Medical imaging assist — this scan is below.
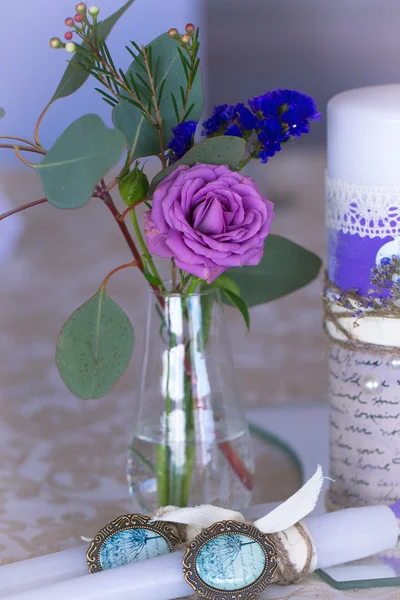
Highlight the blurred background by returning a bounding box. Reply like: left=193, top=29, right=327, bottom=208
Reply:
left=1, top=0, right=400, bottom=411
left=2, top=0, right=400, bottom=564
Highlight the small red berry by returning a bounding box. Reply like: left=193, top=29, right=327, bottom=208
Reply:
left=185, top=23, right=196, bottom=35
left=74, top=13, right=83, bottom=23
left=65, top=31, right=73, bottom=41
left=65, top=17, right=74, bottom=27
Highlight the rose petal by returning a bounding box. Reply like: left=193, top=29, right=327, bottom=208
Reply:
left=192, top=197, right=225, bottom=235
left=147, top=163, right=275, bottom=277
left=175, top=257, right=225, bottom=283
left=143, top=211, right=173, bottom=258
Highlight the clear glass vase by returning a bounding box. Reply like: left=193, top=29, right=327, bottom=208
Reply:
left=127, top=287, right=254, bottom=513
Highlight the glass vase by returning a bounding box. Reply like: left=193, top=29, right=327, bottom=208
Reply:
left=127, top=287, right=254, bottom=513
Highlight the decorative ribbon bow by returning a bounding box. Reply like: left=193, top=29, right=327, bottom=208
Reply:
left=153, top=465, right=324, bottom=535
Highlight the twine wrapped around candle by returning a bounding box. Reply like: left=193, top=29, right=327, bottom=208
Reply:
left=155, top=505, right=316, bottom=585
left=156, top=505, right=316, bottom=585
left=322, top=273, right=400, bottom=356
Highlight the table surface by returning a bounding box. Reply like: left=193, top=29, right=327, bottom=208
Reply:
left=0, top=158, right=398, bottom=597
left=1, top=402, right=399, bottom=599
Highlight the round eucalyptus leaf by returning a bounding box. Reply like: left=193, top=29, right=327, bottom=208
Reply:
left=149, top=136, right=246, bottom=193
left=35, top=115, right=126, bottom=209
left=226, top=234, right=322, bottom=307
left=56, top=290, right=134, bottom=399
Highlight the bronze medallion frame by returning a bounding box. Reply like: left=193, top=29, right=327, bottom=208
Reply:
left=86, top=513, right=182, bottom=573
left=183, top=520, right=277, bottom=600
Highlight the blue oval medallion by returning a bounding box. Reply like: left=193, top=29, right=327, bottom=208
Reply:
left=196, top=533, right=266, bottom=591
left=99, top=527, right=171, bottom=570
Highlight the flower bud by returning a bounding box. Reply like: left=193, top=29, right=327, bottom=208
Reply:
left=65, top=42, right=77, bottom=53
left=181, top=34, right=190, bottom=45
left=74, top=13, right=83, bottom=22
left=75, top=3, right=87, bottom=13
left=168, top=28, right=179, bottom=39
left=50, top=37, right=63, bottom=49
left=65, top=31, right=73, bottom=41
left=88, top=5, right=99, bottom=17
left=185, top=23, right=196, bottom=35
left=65, top=17, right=75, bottom=27
left=118, top=163, right=150, bottom=207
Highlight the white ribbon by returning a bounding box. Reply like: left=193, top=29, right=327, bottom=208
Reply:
left=154, top=465, right=324, bottom=534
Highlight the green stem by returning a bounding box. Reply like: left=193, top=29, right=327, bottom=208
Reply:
left=157, top=330, right=172, bottom=506
left=236, top=153, right=254, bottom=171
left=185, top=276, right=200, bottom=297
left=181, top=369, right=195, bottom=506
left=131, top=208, right=165, bottom=291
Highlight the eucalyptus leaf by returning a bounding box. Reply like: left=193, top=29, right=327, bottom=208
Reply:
left=51, top=0, right=136, bottom=102
left=35, top=114, right=125, bottom=209
left=226, top=234, right=322, bottom=308
left=149, top=136, right=246, bottom=193
left=0, top=108, right=5, bottom=120
left=56, top=290, right=134, bottom=399
left=211, top=273, right=241, bottom=297
left=222, top=290, right=250, bottom=331
left=113, top=33, right=203, bottom=159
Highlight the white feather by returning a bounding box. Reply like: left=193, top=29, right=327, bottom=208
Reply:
left=150, top=505, right=245, bottom=528
left=254, top=465, right=324, bottom=534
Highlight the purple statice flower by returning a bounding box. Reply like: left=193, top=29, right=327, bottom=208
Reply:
left=167, top=120, right=198, bottom=162
left=202, top=89, right=320, bottom=163
left=202, top=103, right=259, bottom=138
left=249, top=89, right=321, bottom=163
left=234, top=103, right=259, bottom=131
left=257, top=116, right=287, bottom=163
left=202, top=104, right=235, bottom=136
left=274, top=89, right=322, bottom=137
left=225, top=123, right=242, bottom=137
left=249, top=92, right=280, bottom=117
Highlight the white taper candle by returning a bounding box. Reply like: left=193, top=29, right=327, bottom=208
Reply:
left=1, top=505, right=397, bottom=600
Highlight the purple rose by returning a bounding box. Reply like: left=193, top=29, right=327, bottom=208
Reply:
left=144, top=163, right=275, bottom=283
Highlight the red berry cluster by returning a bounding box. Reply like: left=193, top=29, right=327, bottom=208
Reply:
left=50, top=3, right=99, bottom=51
left=168, top=23, right=197, bottom=45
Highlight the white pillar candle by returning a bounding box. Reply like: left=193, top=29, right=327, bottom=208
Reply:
left=328, top=84, right=400, bottom=185
left=2, top=505, right=397, bottom=600
left=326, top=84, right=400, bottom=510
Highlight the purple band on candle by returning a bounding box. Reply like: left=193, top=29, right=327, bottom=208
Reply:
left=381, top=556, right=400, bottom=575
left=390, top=500, right=400, bottom=519
left=328, top=229, right=393, bottom=295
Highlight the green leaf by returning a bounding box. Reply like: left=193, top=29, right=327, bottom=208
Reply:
left=113, top=32, right=204, bottom=159
left=56, top=290, right=134, bottom=399
left=226, top=234, right=322, bottom=308
left=149, top=136, right=246, bottom=194
left=51, top=0, right=136, bottom=102
left=0, top=108, right=5, bottom=120
left=222, top=290, right=250, bottom=331
left=35, top=114, right=125, bottom=209
left=211, top=273, right=241, bottom=297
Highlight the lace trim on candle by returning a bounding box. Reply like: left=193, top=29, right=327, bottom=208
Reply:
left=326, top=175, right=400, bottom=238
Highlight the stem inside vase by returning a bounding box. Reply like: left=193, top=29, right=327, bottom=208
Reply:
left=128, top=288, right=254, bottom=511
